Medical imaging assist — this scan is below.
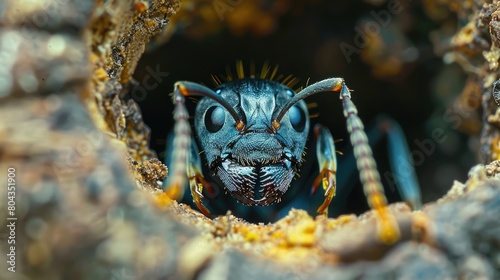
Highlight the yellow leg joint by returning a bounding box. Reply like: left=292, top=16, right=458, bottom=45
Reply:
left=369, top=193, right=400, bottom=244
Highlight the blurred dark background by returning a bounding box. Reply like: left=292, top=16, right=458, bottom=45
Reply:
left=131, top=0, right=478, bottom=218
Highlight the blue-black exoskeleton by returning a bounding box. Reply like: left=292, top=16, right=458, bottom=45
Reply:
left=194, top=79, right=308, bottom=207
left=163, top=63, right=421, bottom=243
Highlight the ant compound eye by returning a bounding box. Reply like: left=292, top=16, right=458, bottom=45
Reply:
left=205, top=106, right=225, bottom=132
left=289, top=105, right=306, bottom=132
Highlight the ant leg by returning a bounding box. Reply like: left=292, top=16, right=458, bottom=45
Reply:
left=164, top=131, right=214, bottom=217
left=312, top=124, right=337, bottom=216
left=273, top=77, right=419, bottom=243
left=187, top=137, right=214, bottom=217
left=375, top=116, right=421, bottom=210
left=339, top=82, right=400, bottom=244
left=164, top=81, right=240, bottom=216
left=163, top=83, right=192, bottom=200
left=334, top=116, right=422, bottom=212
